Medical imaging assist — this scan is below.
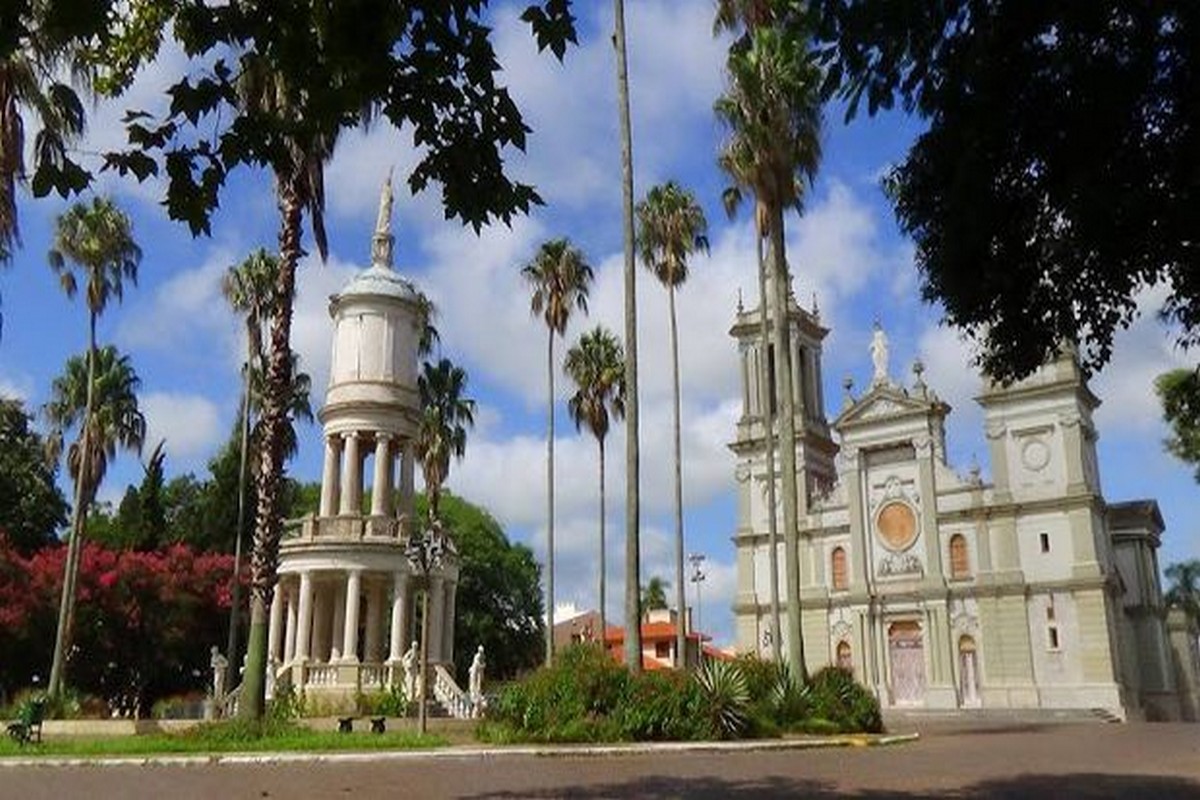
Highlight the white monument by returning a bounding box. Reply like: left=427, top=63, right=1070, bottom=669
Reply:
left=264, top=175, right=461, bottom=704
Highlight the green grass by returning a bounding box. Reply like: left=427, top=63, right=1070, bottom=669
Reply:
left=0, top=720, right=448, bottom=759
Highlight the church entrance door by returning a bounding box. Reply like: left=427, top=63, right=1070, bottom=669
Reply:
left=888, top=621, right=926, bottom=705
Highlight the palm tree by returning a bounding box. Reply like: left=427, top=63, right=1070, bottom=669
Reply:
left=44, top=345, right=145, bottom=694
left=718, top=128, right=782, bottom=664
left=44, top=197, right=141, bottom=698
left=715, top=7, right=824, bottom=679
left=612, top=0, right=644, bottom=675
left=565, top=326, right=626, bottom=649
left=411, top=357, right=474, bottom=733
left=1, top=10, right=88, bottom=264
left=521, top=238, right=593, bottom=665
left=1166, top=560, right=1200, bottom=620
left=641, top=576, right=669, bottom=614
left=414, top=358, right=477, bottom=523
left=636, top=181, right=709, bottom=667
left=220, top=248, right=282, bottom=693
left=234, top=52, right=340, bottom=721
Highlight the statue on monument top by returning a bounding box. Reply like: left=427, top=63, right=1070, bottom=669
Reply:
left=371, top=168, right=395, bottom=268
left=870, top=321, right=890, bottom=386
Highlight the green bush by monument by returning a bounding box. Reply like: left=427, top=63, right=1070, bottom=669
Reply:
left=480, top=644, right=883, bottom=743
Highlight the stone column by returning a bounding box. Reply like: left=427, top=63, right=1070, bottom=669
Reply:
left=442, top=580, right=458, bottom=663
left=365, top=582, right=383, bottom=662
left=399, top=442, right=416, bottom=524
left=428, top=575, right=445, bottom=664
left=319, top=435, right=341, bottom=517
left=388, top=571, right=410, bottom=662
left=295, top=571, right=314, bottom=661
left=330, top=583, right=346, bottom=661
left=340, top=432, right=361, bottom=515
left=371, top=434, right=392, bottom=516
left=342, top=570, right=362, bottom=662
left=269, top=582, right=285, bottom=662
left=284, top=584, right=298, bottom=663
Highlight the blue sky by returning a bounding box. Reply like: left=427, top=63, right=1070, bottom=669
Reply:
left=1, top=2, right=1195, bottom=647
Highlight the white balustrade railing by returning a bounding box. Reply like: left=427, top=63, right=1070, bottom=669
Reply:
left=432, top=664, right=474, bottom=719
left=306, top=664, right=338, bottom=686
left=360, top=664, right=387, bottom=689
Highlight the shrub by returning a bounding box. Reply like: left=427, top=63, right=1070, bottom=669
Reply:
left=267, top=684, right=305, bottom=721
left=613, top=669, right=712, bottom=742
left=694, top=660, right=750, bottom=739
left=358, top=684, right=410, bottom=717
left=805, top=666, right=882, bottom=733
left=486, top=643, right=629, bottom=742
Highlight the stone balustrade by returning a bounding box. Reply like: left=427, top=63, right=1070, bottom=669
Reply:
left=284, top=515, right=409, bottom=544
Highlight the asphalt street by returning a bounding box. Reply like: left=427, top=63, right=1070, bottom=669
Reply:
left=1, top=722, right=1198, bottom=799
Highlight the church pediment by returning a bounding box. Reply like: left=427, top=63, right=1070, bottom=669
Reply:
left=834, top=385, right=937, bottom=429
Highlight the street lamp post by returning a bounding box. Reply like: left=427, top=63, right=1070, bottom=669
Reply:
left=688, top=552, right=706, bottom=645
left=405, top=520, right=447, bottom=736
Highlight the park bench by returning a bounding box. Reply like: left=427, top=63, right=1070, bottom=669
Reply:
left=335, top=716, right=388, bottom=734
left=6, top=697, right=46, bottom=746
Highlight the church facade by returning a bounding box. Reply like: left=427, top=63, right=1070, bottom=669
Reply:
left=730, top=295, right=1198, bottom=721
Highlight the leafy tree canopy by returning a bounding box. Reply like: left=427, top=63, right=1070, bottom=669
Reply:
left=1165, top=559, right=1200, bottom=620
left=0, top=398, right=68, bottom=554
left=415, top=491, right=544, bottom=683
left=95, top=0, right=578, bottom=237
left=1156, top=368, right=1200, bottom=483
left=813, top=0, right=1198, bottom=381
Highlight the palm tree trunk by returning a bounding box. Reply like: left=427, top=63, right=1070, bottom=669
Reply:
left=225, top=362, right=252, bottom=692
left=614, top=0, right=642, bottom=675
left=545, top=330, right=555, bottom=667
left=598, top=437, right=606, bottom=649
left=754, top=212, right=782, bottom=663
left=241, top=181, right=303, bottom=720
left=668, top=284, right=687, bottom=667
left=768, top=203, right=806, bottom=680
left=48, top=311, right=99, bottom=698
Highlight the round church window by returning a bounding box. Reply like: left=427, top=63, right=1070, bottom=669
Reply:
left=875, top=501, right=918, bottom=551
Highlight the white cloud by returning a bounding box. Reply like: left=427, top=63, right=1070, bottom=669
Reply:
left=1092, top=283, right=1191, bottom=435
left=0, top=372, right=34, bottom=402
left=116, top=247, right=241, bottom=362
left=141, top=391, right=223, bottom=460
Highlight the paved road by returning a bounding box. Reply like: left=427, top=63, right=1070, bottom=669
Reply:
left=3, top=723, right=1199, bottom=799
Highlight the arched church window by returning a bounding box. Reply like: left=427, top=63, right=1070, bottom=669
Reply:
left=831, top=546, right=848, bottom=591
left=949, top=534, right=970, bottom=579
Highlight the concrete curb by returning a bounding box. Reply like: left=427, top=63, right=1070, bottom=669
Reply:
left=0, top=732, right=919, bottom=769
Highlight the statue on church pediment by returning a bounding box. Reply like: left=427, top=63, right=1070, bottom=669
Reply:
left=870, top=321, right=890, bottom=386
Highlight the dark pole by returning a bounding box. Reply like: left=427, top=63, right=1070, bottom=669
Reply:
left=226, top=362, right=252, bottom=693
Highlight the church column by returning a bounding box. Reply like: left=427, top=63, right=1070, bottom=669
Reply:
left=428, top=575, right=446, bottom=664
left=388, top=572, right=410, bottom=662
left=268, top=582, right=285, bottom=662
left=342, top=569, right=362, bottom=662
left=371, top=434, right=392, bottom=516
left=319, top=435, right=342, bottom=517
left=365, top=582, right=383, bottom=662
left=739, top=346, right=751, bottom=417
left=340, top=432, right=361, bottom=515
left=295, top=571, right=314, bottom=661
left=441, top=579, right=458, bottom=663
left=283, top=583, right=298, bottom=663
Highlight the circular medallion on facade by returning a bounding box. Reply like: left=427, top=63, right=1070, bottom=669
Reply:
left=1021, top=438, right=1050, bottom=472
left=875, top=500, right=918, bottom=552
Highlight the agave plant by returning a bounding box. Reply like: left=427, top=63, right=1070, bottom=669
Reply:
left=770, top=662, right=810, bottom=726
left=694, top=660, right=750, bottom=739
